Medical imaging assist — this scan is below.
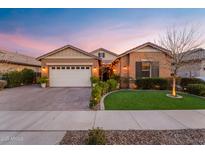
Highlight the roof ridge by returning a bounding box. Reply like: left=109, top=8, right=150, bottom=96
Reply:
left=90, top=48, right=118, bottom=56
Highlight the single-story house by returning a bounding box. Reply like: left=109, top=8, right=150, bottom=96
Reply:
left=37, top=42, right=172, bottom=88
left=177, top=48, right=205, bottom=78
left=112, top=42, right=172, bottom=88
left=0, top=50, right=41, bottom=74
left=90, top=48, right=118, bottom=65
left=36, top=45, right=100, bottom=87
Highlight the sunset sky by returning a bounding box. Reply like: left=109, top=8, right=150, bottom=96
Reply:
left=0, top=8, right=205, bottom=57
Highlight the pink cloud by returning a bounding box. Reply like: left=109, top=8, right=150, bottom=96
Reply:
left=0, top=33, right=59, bottom=56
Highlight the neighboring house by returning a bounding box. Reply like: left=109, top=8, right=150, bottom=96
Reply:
left=112, top=42, right=172, bottom=88
left=177, top=48, right=205, bottom=78
left=0, top=50, right=41, bottom=74
left=90, top=48, right=118, bottom=65
left=37, top=45, right=100, bottom=87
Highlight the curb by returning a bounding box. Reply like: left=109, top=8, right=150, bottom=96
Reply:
left=100, top=89, right=126, bottom=110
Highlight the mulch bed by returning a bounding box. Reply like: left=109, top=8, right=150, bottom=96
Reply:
left=60, top=129, right=205, bottom=145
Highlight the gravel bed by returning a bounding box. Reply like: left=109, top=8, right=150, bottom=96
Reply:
left=60, top=129, right=205, bottom=145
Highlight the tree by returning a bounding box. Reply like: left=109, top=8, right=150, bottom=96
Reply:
left=156, top=25, right=203, bottom=96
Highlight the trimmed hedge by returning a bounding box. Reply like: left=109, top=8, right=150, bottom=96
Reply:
left=135, top=78, right=168, bottom=90
left=180, top=78, right=205, bottom=89
left=2, top=69, right=36, bottom=88
left=21, top=68, right=35, bottom=85
left=186, top=84, right=205, bottom=96
left=106, top=79, right=118, bottom=91
left=90, top=78, right=118, bottom=109
left=3, top=71, right=23, bottom=88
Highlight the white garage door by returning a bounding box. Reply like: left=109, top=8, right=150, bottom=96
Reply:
left=49, top=66, right=91, bottom=87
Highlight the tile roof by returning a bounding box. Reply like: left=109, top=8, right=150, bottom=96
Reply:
left=0, top=50, right=41, bottom=67
left=182, top=48, right=205, bottom=61
left=90, top=48, right=118, bottom=57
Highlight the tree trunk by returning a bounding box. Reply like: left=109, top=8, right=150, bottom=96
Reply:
left=172, top=76, right=176, bottom=96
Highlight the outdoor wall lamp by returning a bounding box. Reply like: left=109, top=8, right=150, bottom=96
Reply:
left=123, top=66, right=128, bottom=70
left=93, top=67, right=97, bottom=71
left=42, top=67, right=46, bottom=72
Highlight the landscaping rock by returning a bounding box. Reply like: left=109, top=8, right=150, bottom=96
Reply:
left=60, top=129, right=205, bottom=145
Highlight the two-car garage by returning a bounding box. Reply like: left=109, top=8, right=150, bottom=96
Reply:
left=37, top=45, right=100, bottom=88
left=49, top=65, right=91, bottom=87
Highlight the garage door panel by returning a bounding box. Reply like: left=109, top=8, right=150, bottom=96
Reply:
left=49, top=66, right=91, bottom=87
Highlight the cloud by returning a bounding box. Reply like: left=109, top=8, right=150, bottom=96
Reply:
left=0, top=33, right=60, bottom=56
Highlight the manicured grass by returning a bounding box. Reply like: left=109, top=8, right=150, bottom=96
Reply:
left=104, top=90, right=205, bottom=110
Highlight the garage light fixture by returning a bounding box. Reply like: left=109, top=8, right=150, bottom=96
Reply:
left=93, top=67, right=97, bottom=71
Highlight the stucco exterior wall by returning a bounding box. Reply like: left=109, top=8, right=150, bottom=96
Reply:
left=0, top=63, right=40, bottom=74
left=92, top=50, right=117, bottom=61
left=129, top=51, right=171, bottom=79
left=113, top=46, right=171, bottom=88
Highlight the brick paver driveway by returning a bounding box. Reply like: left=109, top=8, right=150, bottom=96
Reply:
left=0, top=85, right=91, bottom=110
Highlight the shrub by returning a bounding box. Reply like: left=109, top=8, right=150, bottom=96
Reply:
left=166, top=77, right=181, bottom=90
left=90, top=76, right=100, bottom=84
left=180, top=78, right=205, bottom=89
left=2, top=71, right=22, bottom=88
left=21, top=69, right=35, bottom=85
left=110, top=74, right=120, bottom=83
left=86, top=128, right=106, bottom=145
left=37, top=76, right=48, bottom=84
left=98, top=81, right=109, bottom=95
left=135, top=78, right=168, bottom=90
left=91, top=84, right=102, bottom=105
left=186, top=84, right=205, bottom=96
left=200, top=91, right=205, bottom=97
left=0, top=80, right=7, bottom=90
left=106, top=79, right=117, bottom=91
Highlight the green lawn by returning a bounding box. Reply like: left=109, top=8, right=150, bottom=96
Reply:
left=104, top=90, right=205, bottom=110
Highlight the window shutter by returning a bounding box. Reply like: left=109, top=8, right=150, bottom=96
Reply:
left=151, top=61, right=159, bottom=77
left=136, top=62, right=142, bottom=79
left=103, top=53, right=105, bottom=58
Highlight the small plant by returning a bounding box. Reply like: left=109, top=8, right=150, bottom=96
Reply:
left=186, top=84, right=205, bottom=96
left=106, top=79, right=117, bottom=91
left=2, top=71, right=23, bottom=88
left=180, top=78, right=205, bottom=89
left=135, top=78, right=168, bottom=90
left=86, top=128, right=106, bottom=145
left=98, top=81, right=109, bottom=95
left=90, top=76, right=100, bottom=84
left=90, top=84, right=102, bottom=105
left=200, top=91, right=205, bottom=97
left=21, top=68, right=35, bottom=85
left=110, top=74, right=120, bottom=83
left=37, top=76, right=48, bottom=84
left=37, top=76, right=48, bottom=88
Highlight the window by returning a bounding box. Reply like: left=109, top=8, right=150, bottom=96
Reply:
left=57, top=66, right=60, bottom=69
left=136, top=61, right=159, bottom=79
left=76, top=66, right=80, bottom=69
left=62, top=66, right=65, bottom=69
left=81, top=66, right=85, bottom=69
left=86, top=67, right=90, bottom=69
left=66, top=66, right=70, bottom=69
left=98, top=52, right=105, bottom=58
left=141, top=62, right=151, bottom=77
left=71, top=66, right=75, bottom=69
left=51, top=67, right=55, bottom=69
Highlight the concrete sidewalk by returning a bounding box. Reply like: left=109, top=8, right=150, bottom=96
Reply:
left=1, top=110, right=205, bottom=144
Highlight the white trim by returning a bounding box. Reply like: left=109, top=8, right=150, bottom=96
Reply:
left=46, top=63, right=93, bottom=66
left=45, top=57, right=93, bottom=59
